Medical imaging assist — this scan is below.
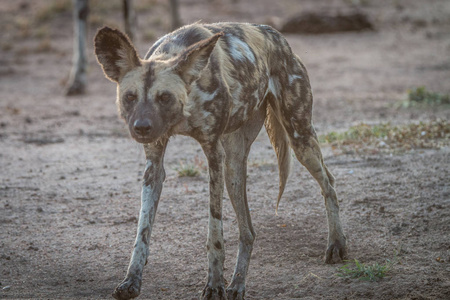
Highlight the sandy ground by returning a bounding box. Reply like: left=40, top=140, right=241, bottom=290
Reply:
left=1, top=0, right=449, bottom=299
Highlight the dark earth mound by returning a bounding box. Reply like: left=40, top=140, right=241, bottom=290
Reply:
left=280, top=11, right=374, bottom=34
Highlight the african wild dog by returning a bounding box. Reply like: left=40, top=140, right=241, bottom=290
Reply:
left=94, top=22, right=347, bottom=300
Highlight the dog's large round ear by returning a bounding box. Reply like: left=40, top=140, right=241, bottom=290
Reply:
left=94, top=26, right=141, bottom=83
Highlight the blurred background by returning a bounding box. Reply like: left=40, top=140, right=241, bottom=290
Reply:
left=1, top=0, right=449, bottom=103
left=1, top=0, right=449, bottom=127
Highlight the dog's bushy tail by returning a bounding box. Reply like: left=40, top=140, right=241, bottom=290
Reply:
left=264, top=105, right=291, bottom=214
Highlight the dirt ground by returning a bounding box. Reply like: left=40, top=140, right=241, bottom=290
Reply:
left=1, top=0, right=449, bottom=299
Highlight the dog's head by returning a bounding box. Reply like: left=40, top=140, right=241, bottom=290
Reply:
left=94, top=27, right=223, bottom=144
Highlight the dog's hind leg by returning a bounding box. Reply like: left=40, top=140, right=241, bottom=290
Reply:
left=272, top=70, right=348, bottom=264
left=288, top=125, right=347, bottom=263
left=222, top=108, right=266, bottom=300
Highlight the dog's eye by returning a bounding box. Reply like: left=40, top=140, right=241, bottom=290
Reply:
left=126, top=93, right=137, bottom=102
left=158, top=92, right=173, bottom=105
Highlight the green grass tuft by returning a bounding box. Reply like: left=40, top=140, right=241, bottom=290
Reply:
left=337, top=258, right=395, bottom=281
left=404, top=86, right=450, bottom=106
left=175, top=160, right=201, bottom=177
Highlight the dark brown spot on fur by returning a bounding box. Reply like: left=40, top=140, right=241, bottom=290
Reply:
left=254, top=24, right=281, bottom=42
left=143, top=160, right=166, bottom=186
left=221, top=24, right=246, bottom=40
left=143, top=164, right=156, bottom=186
left=144, top=35, right=169, bottom=59
left=214, top=241, right=222, bottom=250
left=161, top=43, right=172, bottom=54
left=141, top=226, right=150, bottom=245
left=210, top=206, right=221, bottom=220
left=203, top=24, right=223, bottom=34
left=144, top=62, right=156, bottom=93
left=173, top=27, right=208, bottom=48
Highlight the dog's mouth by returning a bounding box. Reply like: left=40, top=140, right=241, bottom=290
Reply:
left=131, top=133, right=159, bottom=144
left=130, top=127, right=168, bottom=144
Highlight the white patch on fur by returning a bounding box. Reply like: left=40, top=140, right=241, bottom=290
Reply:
left=227, top=35, right=256, bottom=64
left=128, top=186, right=152, bottom=270
left=252, top=89, right=259, bottom=100
left=196, top=88, right=218, bottom=102
left=253, top=89, right=265, bottom=109
left=126, top=160, right=159, bottom=275
left=288, top=74, right=303, bottom=85
left=267, top=77, right=280, bottom=98
left=186, top=86, right=219, bottom=129
left=145, top=160, right=153, bottom=172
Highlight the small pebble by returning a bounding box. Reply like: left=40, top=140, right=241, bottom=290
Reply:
left=3, top=286, right=11, bottom=291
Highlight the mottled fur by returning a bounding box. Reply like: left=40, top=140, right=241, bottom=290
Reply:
left=94, top=22, right=347, bottom=300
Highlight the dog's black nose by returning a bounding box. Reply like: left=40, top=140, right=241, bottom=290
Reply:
left=133, top=119, right=152, bottom=135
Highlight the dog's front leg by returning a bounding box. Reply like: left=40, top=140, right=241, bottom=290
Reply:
left=113, top=141, right=167, bottom=300
left=201, top=141, right=226, bottom=300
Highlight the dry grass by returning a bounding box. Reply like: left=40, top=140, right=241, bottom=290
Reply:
left=35, top=0, right=72, bottom=24
left=175, top=156, right=206, bottom=177
left=320, top=119, right=449, bottom=154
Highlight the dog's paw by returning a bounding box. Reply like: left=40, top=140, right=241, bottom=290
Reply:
left=202, top=285, right=227, bottom=300
left=112, top=277, right=141, bottom=300
left=324, top=238, right=348, bottom=264
left=65, top=81, right=86, bottom=96
left=226, top=286, right=245, bottom=300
